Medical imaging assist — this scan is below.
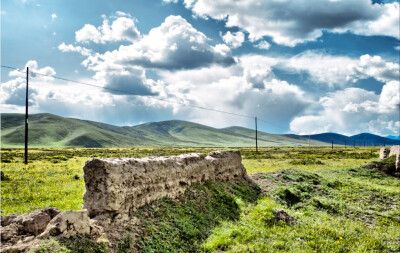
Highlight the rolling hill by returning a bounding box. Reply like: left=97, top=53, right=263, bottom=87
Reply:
left=1, top=113, right=397, bottom=148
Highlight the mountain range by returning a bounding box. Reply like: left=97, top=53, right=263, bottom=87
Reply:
left=1, top=113, right=398, bottom=148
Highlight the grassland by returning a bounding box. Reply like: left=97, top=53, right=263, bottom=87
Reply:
left=1, top=146, right=399, bottom=252
left=0, top=146, right=378, bottom=215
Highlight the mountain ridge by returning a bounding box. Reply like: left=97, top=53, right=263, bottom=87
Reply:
left=1, top=113, right=398, bottom=148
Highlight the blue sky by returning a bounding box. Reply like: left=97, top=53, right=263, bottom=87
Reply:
left=1, top=0, right=399, bottom=135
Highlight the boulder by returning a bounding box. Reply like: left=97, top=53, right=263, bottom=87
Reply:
left=40, top=210, right=90, bottom=238
left=1, top=214, right=18, bottom=227
left=1, top=224, right=18, bottom=241
left=17, top=209, right=52, bottom=236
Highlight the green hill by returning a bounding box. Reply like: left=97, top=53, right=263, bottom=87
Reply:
left=222, top=126, right=322, bottom=146
left=1, top=113, right=155, bottom=148
left=0, top=113, right=326, bottom=148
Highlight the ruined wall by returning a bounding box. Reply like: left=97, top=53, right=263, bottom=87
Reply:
left=379, top=145, right=400, bottom=170
left=83, top=151, right=248, bottom=218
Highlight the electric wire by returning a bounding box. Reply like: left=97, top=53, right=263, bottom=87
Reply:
left=1, top=64, right=291, bottom=131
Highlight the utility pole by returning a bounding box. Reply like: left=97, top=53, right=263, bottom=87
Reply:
left=255, top=117, right=258, bottom=152
left=25, top=67, right=29, bottom=165
left=331, top=140, right=333, bottom=150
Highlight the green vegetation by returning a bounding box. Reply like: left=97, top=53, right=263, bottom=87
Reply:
left=135, top=180, right=260, bottom=252
left=1, top=146, right=398, bottom=252
left=1, top=113, right=332, bottom=148
left=34, top=237, right=107, bottom=253
left=203, top=167, right=400, bottom=252
left=0, top=147, right=379, bottom=215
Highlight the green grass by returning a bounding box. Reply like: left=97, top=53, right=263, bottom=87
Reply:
left=0, top=147, right=380, bottom=215
left=1, top=146, right=398, bottom=252
left=203, top=166, right=400, bottom=252
left=135, top=180, right=261, bottom=252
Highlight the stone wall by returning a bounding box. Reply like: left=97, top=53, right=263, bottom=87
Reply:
left=379, top=145, right=400, bottom=170
left=83, top=151, right=248, bottom=218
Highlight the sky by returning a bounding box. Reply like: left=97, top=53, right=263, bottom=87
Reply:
left=1, top=0, right=399, bottom=136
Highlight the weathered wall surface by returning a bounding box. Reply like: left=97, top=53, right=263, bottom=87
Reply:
left=380, top=145, right=400, bottom=170
left=83, top=151, right=248, bottom=218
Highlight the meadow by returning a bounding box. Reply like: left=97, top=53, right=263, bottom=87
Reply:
left=0, top=146, right=378, bottom=215
left=2, top=146, right=400, bottom=252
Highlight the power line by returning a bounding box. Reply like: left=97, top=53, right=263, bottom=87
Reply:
left=1, top=65, right=253, bottom=119
left=257, top=118, right=289, bottom=132
left=1, top=64, right=291, bottom=131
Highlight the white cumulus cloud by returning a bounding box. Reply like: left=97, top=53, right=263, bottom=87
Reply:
left=75, top=15, right=140, bottom=43
left=185, top=0, right=399, bottom=46
left=82, top=15, right=235, bottom=71
left=290, top=84, right=400, bottom=135
left=221, top=31, right=245, bottom=49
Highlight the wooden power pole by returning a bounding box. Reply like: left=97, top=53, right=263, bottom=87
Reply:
left=255, top=117, right=258, bottom=152
left=24, top=67, right=29, bottom=165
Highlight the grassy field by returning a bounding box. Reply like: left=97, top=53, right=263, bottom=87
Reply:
left=2, top=146, right=399, bottom=252
left=0, top=146, right=379, bottom=215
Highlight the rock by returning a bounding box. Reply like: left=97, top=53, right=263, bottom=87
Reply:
left=1, top=209, right=55, bottom=243
left=1, top=238, right=40, bottom=253
left=272, top=209, right=297, bottom=225
left=40, top=210, right=90, bottom=238
left=379, top=147, right=390, bottom=159
left=17, top=210, right=52, bottom=236
left=42, top=207, right=61, bottom=219
left=1, top=214, right=18, bottom=227
left=1, top=224, right=18, bottom=241
left=83, top=151, right=248, bottom=218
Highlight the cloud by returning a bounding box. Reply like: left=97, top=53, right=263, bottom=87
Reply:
left=338, top=2, right=399, bottom=39
left=75, top=15, right=140, bottom=43
left=347, top=54, right=400, bottom=83
left=1, top=61, right=56, bottom=106
left=254, top=41, right=271, bottom=50
left=82, top=15, right=235, bottom=70
left=159, top=55, right=310, bottom=130
left=115, top=11, right=131, bottom=17
left=221, top=31, right=245, bottom=49
left=9, top=60, right=56, bottom=81
left=58, top=43, right=92, bottom=56
left=0, top=61, right=177, bottom=127
left=379, top=81, right=400, bottom=113
left=51, top=13, right=57, bottom=21
left=163, top=0, right=178, bottom=3
left=0, top=77, right=38, bottom=106
left=290, top=83, right=400, bottom=135
left=273, top=52, right=399, bottom=88
left=91, top=67, right=161, bottom=96
left=185, top=0, right=399, bottom=46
